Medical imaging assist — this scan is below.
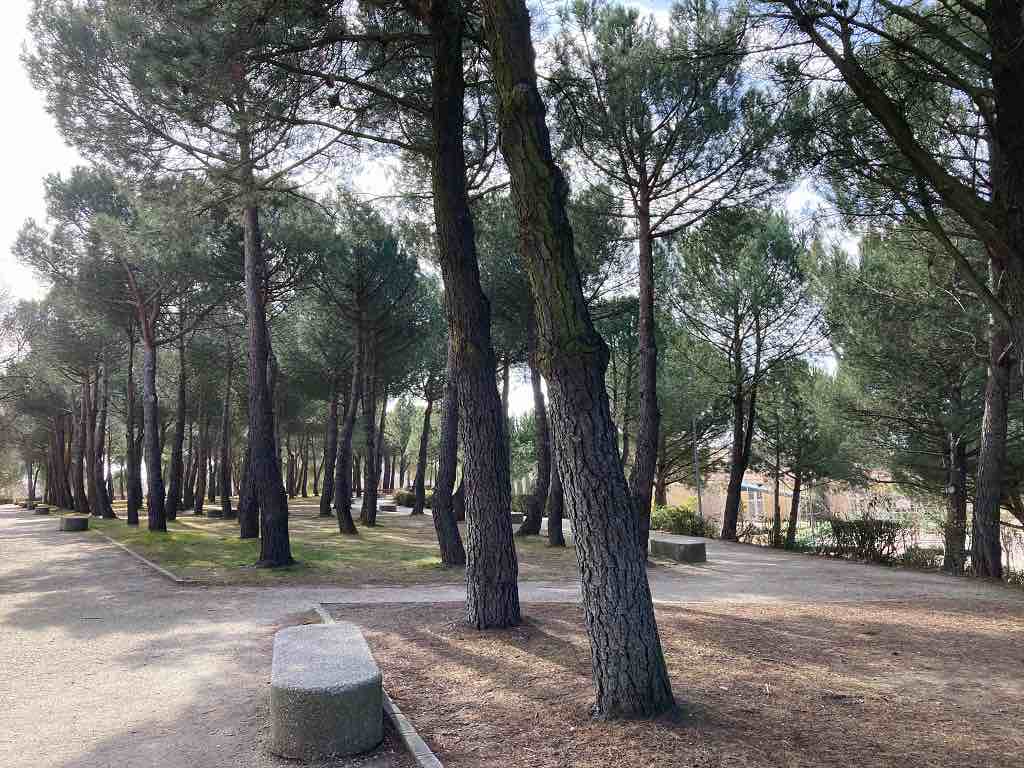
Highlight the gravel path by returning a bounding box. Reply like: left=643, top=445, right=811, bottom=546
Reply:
left=2, top=504, right=1019, bottom=767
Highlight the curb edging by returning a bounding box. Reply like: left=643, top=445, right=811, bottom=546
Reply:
left=93, top=531, right=194, bottom=585
left=315, top=603, right=444, bottom=768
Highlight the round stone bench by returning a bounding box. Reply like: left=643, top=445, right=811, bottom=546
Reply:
left=270, top=623, right=383, bottom=761
left=34, top=505, right=51, bottom=515
left=650, top=536, right=707, bottom=564
left=60, top=516, right=90, bottom=532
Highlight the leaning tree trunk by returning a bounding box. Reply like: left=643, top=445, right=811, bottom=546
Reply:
left=141, top=334, right=166, bottom=532
left=422, top=1, right=517, bottom=624
left=972, top=318, right=1008, bottom=579
left=430, top=342, right=467, bottom=566
left=334, top=345, right=362, bottom=536
left=240, top=159, right=292, bottom=566
left=518, top=310, right=549, bottom=536
left=319, top=376, right=340, bottom=517
left=481, top=0, right=674, bottom=716
left=165, top=333, right=187, bottom=522
left=220, top=353, right=235, bottom=519
left=411, top=390, right=435, bottom=516
left=629, top=196, right=659, bottom=557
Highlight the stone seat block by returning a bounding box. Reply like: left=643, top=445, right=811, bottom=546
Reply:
left=270, top=623, right=383, bottom=761
left=60, top=516, right=89, bottom=532
left=650, top=537, right=707, bottom=564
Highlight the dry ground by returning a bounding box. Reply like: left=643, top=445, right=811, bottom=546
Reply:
left=328, top=599, right=1024, bottom=768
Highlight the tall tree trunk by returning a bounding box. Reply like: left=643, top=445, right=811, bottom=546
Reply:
left=71, top=386, right=89, bottom=515
left=220, top=352, right=234, bottom=519
left=654, top=430, right=668, bottom=508
left=430, top=343, right=467, bottom=565
left=300, top=433, right=309, bottom=498
left=240, top=155, right=292, bottom=565
left=722, top=385, right=756, bottom=541
left=972, top=317, right=1008, bottom=579
left=94, top=362, right=115, bottom=518
left=482, top=0, right=674, bottom=716
left=784, top=470, right=802, bottom=550
left=320, top=375, right=340, bottom=517
left=334, top=352, right=360, bottom=536
left=518, top=310, right=549, bottom=536
left=944, top=431, right=969, bottom=574
left=238, top=442, right=259, bottom=537
left=142, top=335, right=166, bottom=532
left=194, top=416, right=209, bottom=516
left=85, top=372, right=99, bottom=516
left=165, top=332, right=187, bottom=522
left=501, top=352, right=511, bottom=428
left=546, top=462, right=566, bottom=547
left=361, top=363, right=381, bottom=525
left=411, top=391, right=434, bottom=516
left=629, top=194, right=658, bottom=556
left=422, top=1, right=517, bottom=625
left=772, top=413, right=782, bottom=548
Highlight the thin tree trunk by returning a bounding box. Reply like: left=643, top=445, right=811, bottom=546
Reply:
left=629, top=194, right=658, bottom=556
left=430, top=343, right=467, bottom=565
left=142, top=335, right=166, bottom=532
left=194, top=416, right=209, bottom=517
left=482, top=0, right=673, bottom=715
left=334, top=350, right=360, bottom=536
left=422, top=2, right=517, bottom=623
left=320, top=376, right=340, bottom=517
left=772, top=413, right=782, bottom=548
left=240, top=155, right=292, bottom=565
left=85, top=372, right=99, bottom=516
left=238, top=442, right=258, bottom=537
left=165, top=331, right=187, bottom=522
left=972, top=316, right=1007, bottom=579
left=94, top=362, right=115, bottom=518
left=546, top=462, right=566, bottom=547
left=944, top=432, right=969, bottom=574
left=411, top=391, right=434, bottom=516
left=360, top=364, right=380, bottom=525
left=220, top=352, right=234, bottom=519
left=784, top=471, right=802, bottom=549
left=518, top=310, right=549, bottom=536
left=722, top=385, right=756, bottom=541
left=654, top=430, right=668, bottom=508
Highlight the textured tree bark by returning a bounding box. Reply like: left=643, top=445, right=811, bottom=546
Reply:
left=518, top=312, right=549, bottom=536
left=943, top=432, right=968, bottom=574
left=772, top=415, right=782, bottom=548
left=241, top=184, right=292, bottom=565
left=220, top=352, right=234, bottom=519
left=85, top=373, right=101, bottom=517
left=194, top=416, right=208, bottom=517
left=320, top=377, right=340, bottom=517
left=360, top=370, right=381, bottom=526
left=165, top=333, right=187, bottom=522
left=629, top=192, right=658, bottom=556
left=784, top=471, right=802, bottom=550
left=430, top=342, right=466, bottom=566
left=546, top=462, right=565, bottom=547
left=411, top=394, right=434, bottom=516
left=71, top=392, right=89, bottom=515
left=425, top=0, right=519, bottom=626
left=722, top=386, right=756, bottom=541
left=972, top=319, right=1008, bottom=579
left=653, top=431, right=668, bottom=508
left=93, top=363, right=115, bottom=518
left=238, top=442, right=259, bottom=537
left=334, top=347, right=362, bottom=536
left=481, top=0, right=674, bottom=716
left=142, top=338, right=166, bottom=532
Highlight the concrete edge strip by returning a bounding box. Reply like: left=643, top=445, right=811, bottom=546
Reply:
left=315, top=603, right=444, bottom=768
left=93, top=531, right=193, bottom=585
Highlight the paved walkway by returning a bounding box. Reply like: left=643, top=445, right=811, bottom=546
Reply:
left=2, top=505, right=1019, bottom=768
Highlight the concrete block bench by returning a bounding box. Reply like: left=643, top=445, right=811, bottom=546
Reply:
left=379, top=503, right=397, bottom=512
left=270, top=623, right=383, bottom=761
left=26, top=501, right=37, bottom=510
left=650, top=536, right=707, bottom=564
left=34, top=505, right=51, bottom=515
left=60, top=516, right=90, bottom=532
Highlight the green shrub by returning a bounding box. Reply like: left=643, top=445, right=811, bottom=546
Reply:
left=394, top=489, right=432, bottom=509
left=826, top=517, right=908, bottom=563
left=899, top=545, right=944, bottom=569
left=650, top=501, right=717, bottom=538
left=511, top=494, right=532, bottom=516
left=0, top=496, right=13, bottom=505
